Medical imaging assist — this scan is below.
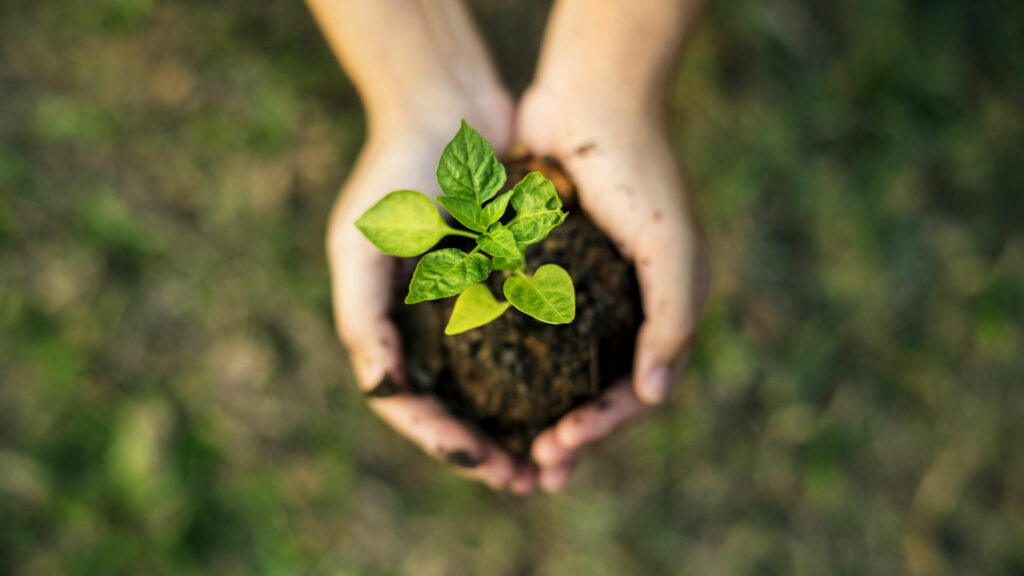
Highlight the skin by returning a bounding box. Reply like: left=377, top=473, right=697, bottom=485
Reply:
left=518, top=0, right=710, bottom=491
left=308, top=0, right=708, bottom=494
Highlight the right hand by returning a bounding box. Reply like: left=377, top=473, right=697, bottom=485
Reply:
left=515, top=81, right=710, bottom=492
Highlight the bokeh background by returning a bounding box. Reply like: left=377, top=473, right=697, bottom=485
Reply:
left=2, top=0, right=1022, bottom=574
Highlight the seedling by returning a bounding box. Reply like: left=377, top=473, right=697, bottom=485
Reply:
left=356, top=120, right=575, bottom=335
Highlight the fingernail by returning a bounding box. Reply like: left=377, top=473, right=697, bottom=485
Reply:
left=364, top=373, right=402, bottom=398
left=359, top=362, right=386, bottom=392
left=643, top=366, right=672, bottom=404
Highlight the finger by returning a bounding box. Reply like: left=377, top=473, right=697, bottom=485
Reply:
left=369, top=394, right=516, bottom=490
left=554, top=379, right=650, bottom=450
left=454, top=443, right=518, bottom=491
left=530, top=381, right=650, bottom=492
left=509, top=460, right=539, bottom=496
left=351, top=319, right=407, bottom=396
left=539, top=459, right=576, bottom=493
left=531, top=427, right=575, bottom=467
left=632, top=225, right=710, bottom=404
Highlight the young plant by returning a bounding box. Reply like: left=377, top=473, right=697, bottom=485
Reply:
left=355, top=120, right=575, bottom=335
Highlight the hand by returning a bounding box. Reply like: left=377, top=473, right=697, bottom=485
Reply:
left=515, top=84, right=711, bottom=492
left=325, top=97, right=540, bottom=493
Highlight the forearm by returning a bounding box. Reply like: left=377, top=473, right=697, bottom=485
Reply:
left=306, top=0, right=508, bottom=138
left=532, top=0, right=706, bottom=111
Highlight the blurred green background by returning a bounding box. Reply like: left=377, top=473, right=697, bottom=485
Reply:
left=1, top=0, right=1022, bottom=574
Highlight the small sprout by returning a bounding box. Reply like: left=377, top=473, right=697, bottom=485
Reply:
left=355, top=120, right=575, bottom=333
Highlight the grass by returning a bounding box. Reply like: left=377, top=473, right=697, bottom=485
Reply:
left=1, top=0, right=1022, bottom=574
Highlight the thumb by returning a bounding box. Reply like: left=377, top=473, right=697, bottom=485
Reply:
left=344, top=318, right=406, bottom=395
left=632, top=228, right=709, bottom=405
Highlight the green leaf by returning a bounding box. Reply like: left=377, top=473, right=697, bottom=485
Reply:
left=508, top=172, right=567, bottom=245
left=355, top=190, right=453, bottom=257
left=436, top=120, right=506, bottom=205
left=481, top=190, right=513, bottom=227
left=511, top=172, right=560, bottom=213
left=475, top=223, right=522, bottom=260
left=492, top=256, right=523, bottom=271
left=444, top=284, right=510, bottom=335
left=406, top=248, right=492, bottom=304
left=509, top=211, right=566, bottom=246
left=436, top=196, right=485, bottom=233
left=502, top=264, right=575, bottom=324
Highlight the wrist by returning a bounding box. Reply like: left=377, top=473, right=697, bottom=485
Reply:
left=365, top=80, right=514, bottom=154
left=527, top=75, right=663, bottom=118
left=531, top=46, right=674, bottom=108
left=527, top=0, right=704, bottom=118
left=516, top=80, right=675, bottom=167
left=520, top=79, right=667, bottom=141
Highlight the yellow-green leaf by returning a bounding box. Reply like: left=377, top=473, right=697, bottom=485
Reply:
left=508, top=172, right=567, bottom=245
left=481, top=190, right=513, bottom=227
left=406, top=248, right=492, bottom=304
left=355, top=190, right=452, bottom=257
left=502, top=264, right=575, bottom=324
left=475, top=223, right=522, bottom=260
left=444, top=284, right=510, bottom=335
left=511, top=172, right=560, bottom=213
left=435, top=120, right=506, bottom=205
left=492, top=255, right=523, bottom=271
left=437, top=196, right=485, bottom=233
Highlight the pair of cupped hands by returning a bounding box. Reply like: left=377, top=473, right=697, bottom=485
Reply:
left=327, top=79, right=709, bottom=494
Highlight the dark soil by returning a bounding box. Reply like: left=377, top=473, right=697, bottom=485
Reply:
left=394, top=153, right=641, bottom=458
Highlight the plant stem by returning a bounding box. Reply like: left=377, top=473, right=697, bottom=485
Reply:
left=447, top=227, right=479, bottom=239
